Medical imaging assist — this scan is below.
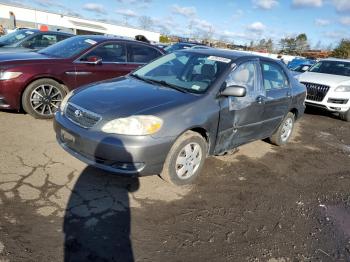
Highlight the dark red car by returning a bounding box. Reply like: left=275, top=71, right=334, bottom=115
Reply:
left=0, top=35, right=164, bottom=118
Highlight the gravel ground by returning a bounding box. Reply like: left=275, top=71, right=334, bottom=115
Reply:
left=0, top=108, right=350, bottom=262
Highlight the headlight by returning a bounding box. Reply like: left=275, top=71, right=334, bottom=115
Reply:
left=101, top=115, right=163, bottom=135
left=335, top=85, right=350, bottom=92
left=0, top=71, right=22, bottom=80
left=60, top=90, right=74, bottom=112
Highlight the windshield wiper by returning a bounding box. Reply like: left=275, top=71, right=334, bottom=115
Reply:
left=130, top=74, right=156, bottom=85
left=130, top=74, right=188, bottom=93
left=146, top=79, right=187, bottom=93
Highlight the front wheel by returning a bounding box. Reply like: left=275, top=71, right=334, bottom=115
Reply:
left=269, top=112, right=295, bottom=146
left=22, top=78, right=66, bottom=119
left=160, top=131, right=207, bottom=186
left=340, top=109, right=350, bottom=122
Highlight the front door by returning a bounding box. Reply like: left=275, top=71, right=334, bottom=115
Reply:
left=214, top=60, right=266, bottom=154
left=259, top=60, right=292, bottom=137
left=73, top=42, right=135, bottom=88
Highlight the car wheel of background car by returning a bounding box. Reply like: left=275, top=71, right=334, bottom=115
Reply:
left=269, top=112, right=295, bottom=146
left=22, top=78, right=67, bottom=119
left=340, top=109, right=350, bottom=122
left=160, top=131, right=207, bottom=186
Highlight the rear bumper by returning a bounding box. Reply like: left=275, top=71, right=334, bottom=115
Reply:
left=54, top=112, right=176, bottom=176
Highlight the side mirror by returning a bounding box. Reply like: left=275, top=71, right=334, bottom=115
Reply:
left=85, top=56, right=102, bottom=65
left=220, top=85, right=246, bottom=97
left=301, top=65, right=309, bottom=72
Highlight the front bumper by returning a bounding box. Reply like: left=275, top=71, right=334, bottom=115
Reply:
left=54, top=112, right=176, bottom=176
left=0, top=77, right=26, bottom=110
left=306, top=90, right=350, bottom=112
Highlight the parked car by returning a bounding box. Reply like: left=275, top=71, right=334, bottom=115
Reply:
left=287, top=57, right=316, bottom=69
left=0, top=35, right=164, bottom=118
left=0, top=29, right=73, bottom=53
left=164, top=42, right=204, bottom=53
left=54, top=49, right=306, bottom=186
left=296, top=58, right=350, bottom=121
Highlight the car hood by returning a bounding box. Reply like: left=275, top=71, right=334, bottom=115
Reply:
left=297, top=72, right=350, bottom=87
left=0, top=51, right=53, bottom=63
left=70, top=77, right=196, bottom=119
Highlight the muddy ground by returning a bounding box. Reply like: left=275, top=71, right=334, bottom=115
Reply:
left=0, top=108, right=350, bottom=262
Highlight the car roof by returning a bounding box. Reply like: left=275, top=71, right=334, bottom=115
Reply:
left=16, top=28, right=73, bottom=36
left=179, top=48, right=274, bottom=62
left=322, top=57, right=350, bottom=63
left=71, top=35, right=160, bottom=46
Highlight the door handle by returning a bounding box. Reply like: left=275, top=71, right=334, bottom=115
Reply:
left=256, top=96, right=265, bottom=104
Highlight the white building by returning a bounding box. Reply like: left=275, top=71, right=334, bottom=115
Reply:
left=0, top=3, right=160, bottom=42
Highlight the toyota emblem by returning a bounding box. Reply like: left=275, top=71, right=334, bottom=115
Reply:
left=74, top=110, right=82, bottom=117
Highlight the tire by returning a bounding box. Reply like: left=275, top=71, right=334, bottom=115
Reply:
left=340, top=109, right=350, bottom=122
left=160, top=131, right=208, bottom=186
left=269, top=112, right=295, bottom=146
left=22, top=78, right=67, bottom=119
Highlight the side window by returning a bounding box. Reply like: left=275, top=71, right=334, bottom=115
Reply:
left=129, top=44, right=162, bottom=63
left=57, top=34, right=71, bottom=42
left=261, top=62, right=289, bottom=90
left=24, top=34, right=58, bottom=48
left=225, top=61, right=263, bottom=110
left=81, top=43, right=126, bottom=62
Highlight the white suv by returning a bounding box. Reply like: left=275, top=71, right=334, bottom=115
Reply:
left=296, top=58, right=350, bottom=121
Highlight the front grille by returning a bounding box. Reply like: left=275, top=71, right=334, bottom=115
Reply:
left=327, top=98, right=349, bottom=104
left=301, top=82, right=330, bottom=102
left=65, top=103, right=101, bottom=128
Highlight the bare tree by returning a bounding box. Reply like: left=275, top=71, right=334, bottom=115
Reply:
left=138, top=16, right=154, bottom=30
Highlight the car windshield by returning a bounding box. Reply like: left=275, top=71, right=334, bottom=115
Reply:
left=309, top=60, right=350, bottom=77
left=0, top=30, right=35, bottom=46
left=38, top=36, right=98, bottom=58
left=131, top=51, right=231, bottom=93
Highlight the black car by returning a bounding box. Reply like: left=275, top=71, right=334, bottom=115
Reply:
left=0, top=29, right=73, bottom=53
left=54, top=49, right=306, bottom=186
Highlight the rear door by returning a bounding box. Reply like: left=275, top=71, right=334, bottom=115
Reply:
left=74, top=41, right=134, bottom=88
left=259, top=59, right=292, bottom=137
left=214, top=59, right=266, bottom=154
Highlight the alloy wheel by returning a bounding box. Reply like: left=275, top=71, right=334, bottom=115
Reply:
left=175, top=142, right=202, bottom=180
left=281, top=117, right=293, bottom=142
left=29, top=84, right=63, bottom=116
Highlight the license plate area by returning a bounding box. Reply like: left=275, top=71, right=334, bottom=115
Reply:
left=61, top=129, right=75, bottom=144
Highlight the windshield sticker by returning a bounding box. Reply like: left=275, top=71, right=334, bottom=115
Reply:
left=192, top=85, right=201, bottom=90
left=208, top=56, right=231, bottom=63
left=25, top=31, right=34, bottom=34
left=85, top=39, right=97, bottom=45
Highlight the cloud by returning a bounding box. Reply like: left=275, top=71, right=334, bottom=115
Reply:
left=247, top=22, right=266, bottom=32
left=332, top=0, right=350, bottom=13
left=339, top=16, right=350, bottom=25
left=83, top=3, right=106, bottom=14
left=33, top=0, right=81, bottom=17
left=116, top=8, right=137, bottom=17
left=253, top=0, right=278, bottom=10
left=171, top=4, right=197, bottom=18
left=323, top=30, right=346, bottom=39
left=315, top=18, right=331, bottom=26
left=292, top=0, right=323, bottom=8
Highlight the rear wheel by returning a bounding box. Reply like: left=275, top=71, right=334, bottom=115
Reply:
left=269, top=112, right=295, bottom=146
left=340, top=109, right=350, bottom=122
left=22, top=78, right=66, bottom=119
left=160, top=131, right=207, bottom=186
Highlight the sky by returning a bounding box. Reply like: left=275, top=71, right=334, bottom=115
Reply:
left=3, top=0, right=350, bottom=48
